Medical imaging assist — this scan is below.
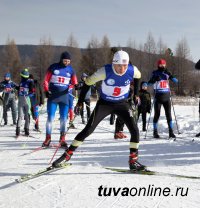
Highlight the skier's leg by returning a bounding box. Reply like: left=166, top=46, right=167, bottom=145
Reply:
left=153, top=100, right=161, bottom=138
left=115, top=102, right=146, bottom=171
left=52, top=100, right=114, bottom=167
left=10, top=97, right=17, bottom=125
left=163, top=100, right=175, bottom=138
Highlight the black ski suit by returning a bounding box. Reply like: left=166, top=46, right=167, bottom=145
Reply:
left=0, top=80, right=18, bottom=125
left=138, top=86, right=151, bottom=131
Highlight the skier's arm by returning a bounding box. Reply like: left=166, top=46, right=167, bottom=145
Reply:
left=85, top=67, right=106, bottom=86
left=77, top=67, right=106, bottom=104
left=0, top=82, right=4, bottom=92
left=164, top=69, right=178, bottom=83
left=148, top=72, right=157, bottom=85
left=133, top=66, right=141, bottom=96
left=43, top=70, right=52, bottom=92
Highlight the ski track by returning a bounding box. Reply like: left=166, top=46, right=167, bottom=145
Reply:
left=0, top=102, right=200, bottom=208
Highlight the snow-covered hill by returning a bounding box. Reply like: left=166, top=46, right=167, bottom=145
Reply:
left=0, top=101, right=200, bottom=208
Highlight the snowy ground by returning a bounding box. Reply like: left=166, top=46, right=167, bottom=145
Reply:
left=0, top=99, right=200, bottom=208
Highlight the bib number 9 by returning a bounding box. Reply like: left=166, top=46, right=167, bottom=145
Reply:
left=112, top=87, right=121, bottom=96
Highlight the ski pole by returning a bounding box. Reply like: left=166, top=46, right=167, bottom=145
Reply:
left=48, top=143, right=61, bottom=165
left=144, top=95, right=155, bottom=139
left=170, top=95, right=181, bottom=134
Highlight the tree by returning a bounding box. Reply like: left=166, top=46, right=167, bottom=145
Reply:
left=144, top=32, right=157, bottom=77
left=32, top=37, right=55, bottom=82
left=175, top=37, right=191, bottom=95
left=99, top=35, right=111, bottom=64
left=65, top=33, right=82, bottom=77
left=0, top=37, right=22, bottom=82
left=80, top=36, right=101, bottom=76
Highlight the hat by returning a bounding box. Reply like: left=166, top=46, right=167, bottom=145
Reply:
left=157, top=59, right=166, bottom=66
left=112, top=50, right=129, bottom=65
left=142, top=82, right=148, bottom=88
left=4, top=72, right=11, bottom=78
left=20, top=68, right=29, bottom=78
left=81, top=73, right=88, bottom=81
left=60, top=51, right=71, bottom=60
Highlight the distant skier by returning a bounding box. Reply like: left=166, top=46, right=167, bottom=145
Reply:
left=16, top=69, right=34, bottom=137
left=148, top=59, right=178, bottom=138
left=138, top=81, right=151, bottom=131
left=194, top=59, right=200, bottom=137
left=52, top=50, right=146, bottom=171
left=76, top=73, right=93, bottom=124
left=0, top=73, right=18, bottom=126
left=42, top=51, right=78, bottom=147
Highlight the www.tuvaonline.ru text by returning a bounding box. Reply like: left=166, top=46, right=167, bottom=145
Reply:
left=98, top=185, right=189, bottom=197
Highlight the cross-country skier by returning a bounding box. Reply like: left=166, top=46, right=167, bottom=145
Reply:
left=52, top=50, right=146, bottom=171
left=148, top=59, right=178, bottom=138
left=76, top=73, right=93, bottom=124
left=138, top=82, right=151, bottom=131
left=29, top=74, right=44, bottom=131
left=42, top=51, right=78, bottom=148
left=0, top=73, right=18, bottom=126
left=16, top=69, right=34, bottom=137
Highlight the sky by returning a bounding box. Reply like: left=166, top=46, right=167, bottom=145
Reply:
left=0, top=0, right=200, bottom=62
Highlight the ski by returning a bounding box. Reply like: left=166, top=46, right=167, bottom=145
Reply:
left=105, top=167, right=200, bottom=180
left=15, top=163, right=72, bottom=183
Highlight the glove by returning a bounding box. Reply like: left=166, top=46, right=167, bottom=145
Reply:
left=133, top=96, right=141, bottom=106
left=74, top=103, right=83, bottom=115
left=45, top=91, right=52, bottom=98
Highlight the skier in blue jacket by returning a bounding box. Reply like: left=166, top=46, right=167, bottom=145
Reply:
left=0, top=73, right=18, bottom=126
left=148, top=59, right=178, bottom=138
left=42, top=51, right=78, bottom=147
left=52, top=50, right=146, bottom=171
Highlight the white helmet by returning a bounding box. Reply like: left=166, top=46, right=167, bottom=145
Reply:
left=112, top=50, right=129, bottom=65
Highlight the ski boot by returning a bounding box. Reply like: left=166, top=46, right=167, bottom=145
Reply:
left=4, top=121, right=7, bottom=126
left=153, top=129, right=160, bottom=139
left=52, top=149, right=73, bottom=168
left=42, top=134, right=51, bottom=147
left=16, top=127, right=20, bottom=137
left=24, top=128, right=29, bottom=136
left=129, top=153, right=146, bottom=171
left=59, top=132, right=68, bottom=148
left=114, top=131, right=127, bottom=139
left=169, top=129, right=176, bottom=138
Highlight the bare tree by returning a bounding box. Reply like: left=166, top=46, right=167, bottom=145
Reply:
left=175, top=37, right=191, bottom=95
left=0, top=37, right=22, bottom=82
left=32, top=37, right=55, bottom=82
left=144, top=32, right=157, bottom=77
left=157, top=37, right=167, bottom=55
left=66, top=33, right=79, bottom=48
left=65, top=33, right=82, bottom=77
left=80, top=36, right=101, bottom=76
left=99, top=35, right=111, bottom=64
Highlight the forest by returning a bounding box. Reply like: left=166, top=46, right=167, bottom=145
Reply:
left=0, top=33, right=199, bottom=96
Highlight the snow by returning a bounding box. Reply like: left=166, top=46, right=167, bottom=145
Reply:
left=0, top=99, right=200, bottom=208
